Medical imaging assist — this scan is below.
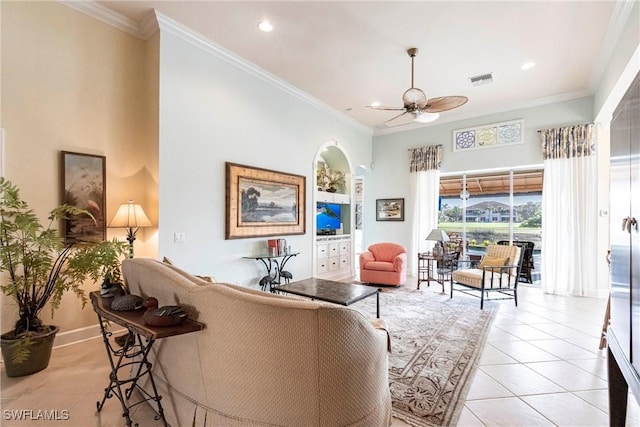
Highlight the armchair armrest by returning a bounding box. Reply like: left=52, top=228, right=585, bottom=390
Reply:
left=393, top=252, right=407, bottom=272
left=480, top=264, right=519, bottom=288
left=359, top=251, right=374, bottom=270
left=450, top=259, right=480, bottom=270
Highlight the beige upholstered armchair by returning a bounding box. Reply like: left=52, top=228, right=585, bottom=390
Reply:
left=450, top=244, right=523, bottom=309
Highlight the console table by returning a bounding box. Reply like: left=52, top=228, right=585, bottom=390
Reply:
left=243, top=252, right=299, bottom=291
left=90, top=292, right=204, bottom=427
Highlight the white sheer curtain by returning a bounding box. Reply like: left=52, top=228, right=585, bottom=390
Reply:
left=540, top=124, right=598, bottom=296
left=408, top=145, right=441, bottom=276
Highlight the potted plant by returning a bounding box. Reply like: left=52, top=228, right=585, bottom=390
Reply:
left=0, top=178, right=127, bottom=377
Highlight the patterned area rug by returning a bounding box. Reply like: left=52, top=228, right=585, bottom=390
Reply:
left=352, top=284, right=497, bottom=427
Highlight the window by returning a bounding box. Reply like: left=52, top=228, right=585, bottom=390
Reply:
left=438, top=170, right=542, bottom=251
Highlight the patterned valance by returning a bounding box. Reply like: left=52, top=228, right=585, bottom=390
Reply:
left=539, top=124, right=595, bottom=160
left=409, top=145, right=442, bottom=172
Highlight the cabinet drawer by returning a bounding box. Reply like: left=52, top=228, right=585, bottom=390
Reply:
left=317, top=243, right=329, bottom=259
left=328, top=257, right=340, bottom=271
left=339, top=255, right=350, bottom=270
left=317, top=259, right=329, bottom=273
left=328, top=243, right=340, bottom=257
left=339, top=241, right=350, bottom=255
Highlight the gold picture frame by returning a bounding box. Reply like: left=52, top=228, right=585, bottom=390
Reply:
left=225, top=162, right=306, bottom=239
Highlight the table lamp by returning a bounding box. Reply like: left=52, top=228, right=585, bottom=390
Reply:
left=426, top=228, right=450, bottom=256
left=109, top=200, right=152, bottom=258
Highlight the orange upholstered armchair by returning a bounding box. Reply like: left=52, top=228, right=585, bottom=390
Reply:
left=359, top=243, right=407, bottom=286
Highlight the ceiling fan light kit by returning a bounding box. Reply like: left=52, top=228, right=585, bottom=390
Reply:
left=367, top=47, right=468, bottom=126
left=413, top=111, right=440, bottom=123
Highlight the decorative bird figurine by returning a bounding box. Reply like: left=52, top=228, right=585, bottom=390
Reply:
left=111, top=294, right=144, bottom=311
left=259, top=275, right=273, bottom=292
left=100, top=279, right=125, bottom=298
left=142, top=297, right=188, bottom=327
left=280, top=271, right=293, bottom=284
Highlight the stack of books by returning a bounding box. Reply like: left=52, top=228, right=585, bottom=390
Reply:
left=267, top=238, right=288, bottom=256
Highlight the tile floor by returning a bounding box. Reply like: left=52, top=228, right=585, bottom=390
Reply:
left=1, top=281, right=639, bottom=426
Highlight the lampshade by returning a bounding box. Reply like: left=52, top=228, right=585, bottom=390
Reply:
left=413, top=111, right=440, bottom=123
left=109, top=201, right=152, bottom=228
left=426, top=228, right=450, bottom=242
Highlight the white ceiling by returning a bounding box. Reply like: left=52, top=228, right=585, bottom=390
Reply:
left=92, top=1, right=626, bottom=134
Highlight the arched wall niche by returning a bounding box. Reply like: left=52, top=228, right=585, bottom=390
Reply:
left=312, top=140, right=355, bottom=279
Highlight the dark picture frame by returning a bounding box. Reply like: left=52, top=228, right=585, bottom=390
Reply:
left=61, top=151, right=106, bottom=243
left=225, top=162, right=306, bottom=239
left=376, top=198, right=404, bottom=221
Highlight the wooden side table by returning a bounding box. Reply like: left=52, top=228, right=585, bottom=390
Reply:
left=417, top=253, right=454, bottom=292
left=90, top=292, right=204, bottom=427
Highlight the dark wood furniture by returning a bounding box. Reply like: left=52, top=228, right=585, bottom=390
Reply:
left=90, top=292, right=204, bottom=427
left=417, top=252, right=458, bottom=292
left=274, top=277, right=381, bottom=318
left=497, top=240, right=535, bottom=283
left=608, top=71, right=640, bottom=426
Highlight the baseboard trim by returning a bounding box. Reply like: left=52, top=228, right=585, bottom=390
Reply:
left=53, top=324, right=126, bottom=349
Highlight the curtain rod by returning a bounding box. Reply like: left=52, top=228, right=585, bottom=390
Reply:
left=536, top=123, right=594, bottom=133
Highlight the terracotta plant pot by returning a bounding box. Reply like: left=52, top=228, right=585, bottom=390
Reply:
left=1, top=325, right=59, bottom=377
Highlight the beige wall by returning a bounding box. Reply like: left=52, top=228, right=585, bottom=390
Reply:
left=0, top=1, right=158, bottom=334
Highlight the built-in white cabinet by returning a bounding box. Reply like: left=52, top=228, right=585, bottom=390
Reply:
left=314, top=143, right=354, bottom=280
left=316, top=235, right=351, bottom=279
left=316, top=191, right=350, bottom=204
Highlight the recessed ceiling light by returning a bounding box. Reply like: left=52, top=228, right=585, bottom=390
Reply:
left=521, top=62, right=536, bottom=70
left=257, top=20, right=273, bottom=32
left=370, top=101, right=381, bottom=107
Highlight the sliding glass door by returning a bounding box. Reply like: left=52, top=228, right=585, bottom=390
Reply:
left=438, top=169, right=542, bottom=254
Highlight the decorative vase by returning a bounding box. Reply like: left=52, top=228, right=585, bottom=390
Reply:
left=1, top=325, right=59, bottom=377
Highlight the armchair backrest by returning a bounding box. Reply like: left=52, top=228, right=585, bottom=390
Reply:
left=368, top=243, right=406, bottom=262
left=485, top=244, right=522, bottom=276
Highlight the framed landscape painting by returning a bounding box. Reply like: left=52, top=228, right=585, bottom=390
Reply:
left=225, top=162, right=306, bottom=239
left=61, top=151, right=106, bottom=243
left=376, top=198, right=404, bottom=221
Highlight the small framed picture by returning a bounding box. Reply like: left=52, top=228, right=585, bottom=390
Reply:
left=376, top=198, right=404, bottom=221
left=61, top=151, right=106, bottom=243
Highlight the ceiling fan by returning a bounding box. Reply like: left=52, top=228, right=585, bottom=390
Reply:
left=367, top=48, right=468, bottom=126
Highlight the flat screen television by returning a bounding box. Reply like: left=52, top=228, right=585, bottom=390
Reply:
left=316, top=202, right=341, bottom=231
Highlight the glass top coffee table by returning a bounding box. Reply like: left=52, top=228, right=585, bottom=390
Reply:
left=273, top=278, right=381, bottom=318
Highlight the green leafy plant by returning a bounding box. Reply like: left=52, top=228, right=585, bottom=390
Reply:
left=0, top=177, right=127, bottom=360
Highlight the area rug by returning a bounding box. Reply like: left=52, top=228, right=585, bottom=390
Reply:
left=351, top=284, right=497, bottom=427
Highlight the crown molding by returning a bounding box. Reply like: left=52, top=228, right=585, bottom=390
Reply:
left=57, top=1, right=372, bottom=135
left=153, top=11, right=373, bottom=136
left=373, top=89, right=592, bottom=137
left=588, top=0, right=637, bottom=91
left=58, top=0, right=157, bottom=39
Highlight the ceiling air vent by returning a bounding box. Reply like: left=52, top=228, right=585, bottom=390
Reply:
left=469, top=73, right=493, bottom=86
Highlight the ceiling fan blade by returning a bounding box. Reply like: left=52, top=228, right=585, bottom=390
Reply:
left=384, top=110, right=410, bottom=126
left=366, top=105, right=406, bottom=111
left=423, top=96, right=469, bottom=113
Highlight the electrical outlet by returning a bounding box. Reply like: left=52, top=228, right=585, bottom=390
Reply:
left=174, top=232, right=186, bottom=243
